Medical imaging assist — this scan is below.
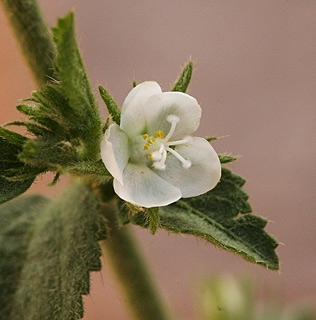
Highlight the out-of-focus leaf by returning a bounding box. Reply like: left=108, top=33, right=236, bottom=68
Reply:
left=2, top=183, right=106, bottom=320
left=0, top=195, right=49, bottom=318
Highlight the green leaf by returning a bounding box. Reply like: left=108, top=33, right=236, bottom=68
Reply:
left=29, top=85, right=78, bottom=137
left=0, top=137, right=40, bottom=204
left=0, top=127, right=27, bottom=147
left=4, top=183, right=106, bottom=320
left=0, top=177, right=34, bottom=204
left=99, top=85, right=121, bottom=125
left=5, top=120, right=52, bottom=136
left=52, top=12, right=101, bottom=157
left=124, top=168, right=279, bottom=270
left=172, top=60, right=193, bottom=93
left=0, top=195, right=49, bottom=318
left=218, top=154, right=238, bottom=164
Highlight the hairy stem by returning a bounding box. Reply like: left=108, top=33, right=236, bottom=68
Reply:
left=100, top=197, right=172, bottom=320
left=1, top=0, right=56, bottom=86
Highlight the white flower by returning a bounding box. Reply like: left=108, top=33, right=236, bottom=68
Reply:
left=101, top=81, right=221, bottom=208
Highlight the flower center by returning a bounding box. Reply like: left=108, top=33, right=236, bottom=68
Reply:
left=142, top=115, right=192, bottom=170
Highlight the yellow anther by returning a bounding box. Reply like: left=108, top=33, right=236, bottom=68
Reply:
left=148, top=154, right=152, bottom=160
left=146, top=136, right=155, bottom=144
left=142, top=134, right=149, bottom=140
left=155, top=130, right=165, bottom=139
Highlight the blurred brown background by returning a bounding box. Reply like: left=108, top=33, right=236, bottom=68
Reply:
left=1, top=1, right=315, bottom=319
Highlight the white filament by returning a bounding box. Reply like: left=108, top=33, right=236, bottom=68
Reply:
left=149, top=114, right=192, bottom=171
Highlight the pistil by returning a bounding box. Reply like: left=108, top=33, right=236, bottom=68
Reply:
left=143, top=114, right=193, bottom=170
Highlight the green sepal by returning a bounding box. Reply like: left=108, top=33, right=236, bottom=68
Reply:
left=121, top=168, right=279, bottom=270
left=172, top=61, right=193, bottom=93
left=99, top=85, right=121, bottom=125
left=1, top=183, right=107, bottom=320
left=147, top=207, right=160, bottom=235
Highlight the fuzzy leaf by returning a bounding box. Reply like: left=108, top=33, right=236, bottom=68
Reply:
left=0, top=195, right=49, bottom=318
left=172, top=61, right=193, bottom=93
left=0, top=137, right=40, bottom=204
left=218, top=154, right=238, bottom=164
left=5, top=120, right=52, bottom=136
left=0, top=127, right=27, bottom=147
left=99, top=85, right=121, bottom=125
left=124, top=168, right=279, bottom=270
left=4, top=183, right=106, bottom=320
left=52, top=12, right=101, bottom=151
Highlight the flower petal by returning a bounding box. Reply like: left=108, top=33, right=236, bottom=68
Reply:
left=155, top=137, right=221, bottom=197
left=100, top=124, right=130, bottom=185
left=144, top=92, right=201, bottom=140
left=113, top=163, right=182, bottom=207
left=121, top=81, right=162, bottom=137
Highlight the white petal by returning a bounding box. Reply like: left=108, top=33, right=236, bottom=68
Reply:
left=144, top=92, right=201, bottom=140
left=155, top=137, right=221, bottom=197
left=113, top=163, right=182, bottom=208
left=100, top=124, right=130, bottom=185
left=121, top=81, right=162, bottom=137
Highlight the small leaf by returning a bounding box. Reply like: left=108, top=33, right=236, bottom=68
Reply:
left=16, top=103, right=41, bottom=116
left=99, top=85, right=121, bottom=125
left=172, top=61, right=193, bottom=93
left=218, top=154, right=238, bottom=164
left=6, top=183, right=106, bottom=320
left=0, top=137, right=39, bottom=204
left=124, top=168, right=279, bottom=270
left=5, top=120, right=52, bottom=136
left=0, top=177, right=35, bottom=205
left=205, top=137, right=218, bottom=142
left=0, top=127, right=27, bottom=147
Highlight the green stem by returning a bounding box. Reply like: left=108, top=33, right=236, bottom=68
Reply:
left=1, top=0, right=56, bottom=86
left=100, top=197, right=172, bottom=320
